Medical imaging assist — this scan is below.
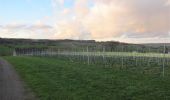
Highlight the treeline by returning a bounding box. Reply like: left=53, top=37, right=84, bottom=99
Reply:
left=0, top=38, right=169, bottom=56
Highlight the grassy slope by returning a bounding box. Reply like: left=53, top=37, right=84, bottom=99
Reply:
left=4, top=56, right=170, bottom=100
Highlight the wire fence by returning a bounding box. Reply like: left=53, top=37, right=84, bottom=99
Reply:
left=13, top=46, right=170, bottom=76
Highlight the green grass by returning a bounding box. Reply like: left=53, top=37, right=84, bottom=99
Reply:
left=4, top=56, right=170, bottom=100
left=0, top=45, right=13, bottom=56
left=58, top=51, right=170, bottom=58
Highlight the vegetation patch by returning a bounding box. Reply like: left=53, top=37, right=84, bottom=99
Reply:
left=0, top=45, right=13, bottom=56
left=4, top=56, right=170, bottom=100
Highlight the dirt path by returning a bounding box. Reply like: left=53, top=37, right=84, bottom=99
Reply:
left=0, top=58, right=36, bottom=100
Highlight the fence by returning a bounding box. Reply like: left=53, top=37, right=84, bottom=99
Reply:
left=13, top=46, right=170, bottom=76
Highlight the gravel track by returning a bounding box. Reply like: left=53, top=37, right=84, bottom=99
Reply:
left=0, top=58, right=36, bottom=100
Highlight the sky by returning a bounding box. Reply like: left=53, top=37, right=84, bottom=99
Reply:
left=0, top=0, right=170, bottom=43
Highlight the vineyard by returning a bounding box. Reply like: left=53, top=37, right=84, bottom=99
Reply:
left=2, top=39, right=170, bottom=99
left=4, top=56, right=170, bottom=100
left=13, top=46, right=170, bottom=77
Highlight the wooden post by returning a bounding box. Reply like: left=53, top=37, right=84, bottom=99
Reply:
left=87, top=46, right=90, bottom=65
left=121, top=45, right=124, bottom=69
left=162, top=44, right=166, bottom=77
left=13, top=49, right=17, bottom=56
left=136, top=47, right=138, bottom=67
left=103, top=46, right=105, bottom=66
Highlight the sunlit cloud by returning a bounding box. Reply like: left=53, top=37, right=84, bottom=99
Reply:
left=0, top=0, right=169, bottom=43
left=0, top=22, right=53, bottom=39
left=52, top=0, right=170, bottom=42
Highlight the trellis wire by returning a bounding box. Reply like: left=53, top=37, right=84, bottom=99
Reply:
left=13, top=45, right=169, bottom=76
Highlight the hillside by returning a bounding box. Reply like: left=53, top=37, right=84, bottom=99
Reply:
left=0, top=38, right=167, bottom=56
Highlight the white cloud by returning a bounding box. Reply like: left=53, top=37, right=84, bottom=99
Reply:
left=1, top=0, right=170, bottom=43
left=0, top=22, right=53, bottom=39
left=52, top=0, right=170, bottom=41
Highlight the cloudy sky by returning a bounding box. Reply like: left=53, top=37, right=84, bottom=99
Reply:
left=0, top=0, right=170, bottom=43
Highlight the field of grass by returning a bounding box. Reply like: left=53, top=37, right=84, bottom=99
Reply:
left=50, top=52, right=170, bottom=60
left=0, top=45, right=13, bottom=56
left=16, top=50, right=170, bottom=58
left=4, top=56, right=170, bottom=100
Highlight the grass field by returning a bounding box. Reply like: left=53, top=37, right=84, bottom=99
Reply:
left=0, top=45, right=13, bottom=56
left=15, top=50, right=170, bottom=58
left=4, top=56, right=170, bottom=100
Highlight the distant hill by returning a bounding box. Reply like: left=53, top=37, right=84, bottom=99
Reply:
left=142, top=43, right=170, bottom=47
left=0, top=38, right=168, bottom=56
left=0, top=38, right=128, bottom=50
left=0, top=38, right=123, bottom=48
